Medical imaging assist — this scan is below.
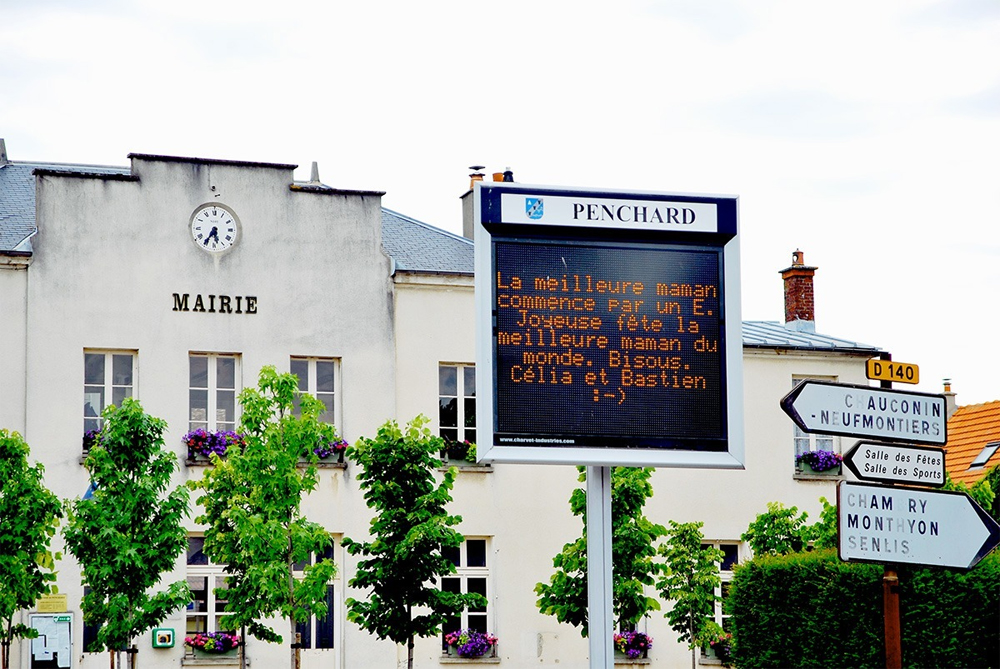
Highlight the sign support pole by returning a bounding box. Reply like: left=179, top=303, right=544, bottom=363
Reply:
left=586, top=465, right=613, bottom=668
left=879, top=352, right=902, bottom=669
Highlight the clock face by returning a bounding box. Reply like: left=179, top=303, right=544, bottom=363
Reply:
left=191, top=204, right=239, bottom=253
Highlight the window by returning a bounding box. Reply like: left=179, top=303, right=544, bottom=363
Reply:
left=441, top=538, right=490, bottom=649
left=81, top=586, right=101, bottom=652
left=290, top=357, right=340, bottom=425
left=84, top=351, right=136, bottom=432
left=189, top=354, right=239, bottom=431
left=970, top=442, right=1000, bottom=469
left=439, top=365, right=476, bottom=444
left=701, top=541, right=738, bottom=661
left=186, top=536, right=232, bottom=634
left=792, top=376, right=838, bottom=465
left=293, top=543, right=338, bottom=650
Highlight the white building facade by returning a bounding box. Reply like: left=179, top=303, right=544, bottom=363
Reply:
left=0, top=142, right=880, bottom=668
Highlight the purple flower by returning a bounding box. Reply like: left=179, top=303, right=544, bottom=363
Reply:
left=445, top=629, right=498, bottom=658
left=796, top=449, right=843, bottom=472
left=184, top=430, right=246, bottom=459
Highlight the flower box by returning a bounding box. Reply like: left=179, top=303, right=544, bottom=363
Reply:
left=444, top=629, right=498, bottom=659
left=185, top=632, right=241, bottom=656
left=183, top=430, right=246, bottom=460
left=795, top=449, right=843, bottom=475
left=613, top=631, right=651, bottom=660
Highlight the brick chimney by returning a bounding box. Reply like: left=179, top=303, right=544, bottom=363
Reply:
left=780, top=249, right=817, bottom=333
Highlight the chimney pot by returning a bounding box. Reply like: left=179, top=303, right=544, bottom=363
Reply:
left=468, top=165, right=486, bottom=190
left=780, top=249, right=818, bottom=332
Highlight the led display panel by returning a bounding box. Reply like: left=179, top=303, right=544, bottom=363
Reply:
left=493, top=239, right=726, bottom=449
left=474, top=183, right=743, bottom=467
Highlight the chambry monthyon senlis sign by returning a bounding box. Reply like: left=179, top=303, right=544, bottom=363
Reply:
left=837, top=481, right=1000, bottom=570
left=780, top=380, right=947, bottom=446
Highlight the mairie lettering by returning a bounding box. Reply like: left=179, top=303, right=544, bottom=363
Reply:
left=172, top=293, right=257, bottom=314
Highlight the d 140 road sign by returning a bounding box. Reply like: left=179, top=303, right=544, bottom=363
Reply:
left=838, top=481, right=1000, bottom=570
left=844, top=442, right=945, bottom=487
left=866, top=358, right=919, bottom=385
left=781, top=380, right=946, bottom=446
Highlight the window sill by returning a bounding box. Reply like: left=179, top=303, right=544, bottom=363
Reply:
left=438, top=463, right=493, bottom=473
left=181, top=655, right=247, bottom=666
left=793, top=466, right=842, bottom=481
left=185, top=458, right=346, bottom=470
left=440, top=657, right=499, bottom=664
left=615, top=658, right=650, bottom=666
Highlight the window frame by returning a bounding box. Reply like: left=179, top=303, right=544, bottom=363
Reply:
left=84, top=350, right=137, bottom=433
left=970, top=441, right=1000, bottom=469
left=439, top=363, right=476, bottom=445
left=188, top=353, right=241, bottom=432
left=791, top=375, right=840, bottom=472
left=441, top=537, right=491, bottom=651
left=185, top=536, right=233, bottom=635
left=700, top=541, right=739, bottom=662
left=290, top=356, right=342, bottom=429
left=291, top=541, right=340, bottom=651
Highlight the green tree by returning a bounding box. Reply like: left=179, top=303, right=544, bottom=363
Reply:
left=0, top=429, right=62, bottom=669
left=740, top=501, right=812, bottom=556
left=189, top=366, right=337, bottom=669
left=808, top=496, right=839, bottom=550
left=535, top=467, right=665, bottom=636
left=657, top=521, right=723, bottom=669
left=63, top=399, right=190, bottom=669
left=342, top=416, right=482, bottom=669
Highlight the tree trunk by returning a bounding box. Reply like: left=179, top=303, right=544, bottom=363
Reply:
left=689, top=615, right=696, bottom=669
left=240, top=625, right=247, bottom=669
left=407, top=635, right=414, bottom=669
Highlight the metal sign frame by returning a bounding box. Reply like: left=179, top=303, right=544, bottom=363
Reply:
left=474, top=182, right=743, bottom=467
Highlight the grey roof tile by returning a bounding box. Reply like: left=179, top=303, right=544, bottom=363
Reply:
left=381, top=208, right=473, bottom=274
left=741, top=320, right=880, bottom=352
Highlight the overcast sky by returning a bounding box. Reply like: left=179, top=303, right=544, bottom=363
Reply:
left=4, top=0, right=999, bottom=404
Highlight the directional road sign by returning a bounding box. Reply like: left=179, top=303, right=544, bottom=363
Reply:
left=781, top=381, right=946, bottom=446
left=843, top=442, right=946, bottom=487
left=866, top=358, right=919, bottom=385
left=838, top=481, right=1000, bottom=569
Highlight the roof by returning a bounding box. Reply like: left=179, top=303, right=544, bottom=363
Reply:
left=0, top=150, right=881, bottom=355
left=741, top=320, right=879, bottom=353
left=0, top=161, right=130, bottom=251
left=381, top=208, right=473, bottom=274
left=944, top=401, right=1000, bottom=486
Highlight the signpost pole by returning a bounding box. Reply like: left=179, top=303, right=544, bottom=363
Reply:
left=586, top=465, right=613, bottom=668
left=879, top=353, right=902, bottom=669
left=883, top=567, right=901, bottom=669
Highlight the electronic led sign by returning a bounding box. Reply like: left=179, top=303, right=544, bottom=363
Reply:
left=475, top=183, right=743, bottom=468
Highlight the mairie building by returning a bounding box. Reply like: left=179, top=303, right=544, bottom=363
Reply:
left=0, top=140, right=885, bottom=668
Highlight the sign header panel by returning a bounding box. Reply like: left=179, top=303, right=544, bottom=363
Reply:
left=843, top=441, right=946, bottom=487
left=837, top=481, right=1000, bottom=569
left=780, top=380, right=947, bottom=445
left=498, top=192, right=720, bottom=232
left=475, top=183, right=743, bottom=468
left=866, top=359, right=919, bottom=385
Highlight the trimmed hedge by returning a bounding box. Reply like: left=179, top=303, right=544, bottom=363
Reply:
left=728, top=549, right=1000, bottom=668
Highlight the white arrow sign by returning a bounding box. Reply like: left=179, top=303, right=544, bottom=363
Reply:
left=781, top=381, right=947, bottom=445
left=843, top=441, right=946, bottom=487
left=838, top=481, right=1000, bottom=569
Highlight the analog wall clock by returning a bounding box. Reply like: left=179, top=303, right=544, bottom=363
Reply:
left=190, top=203, right=240, bottom=253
